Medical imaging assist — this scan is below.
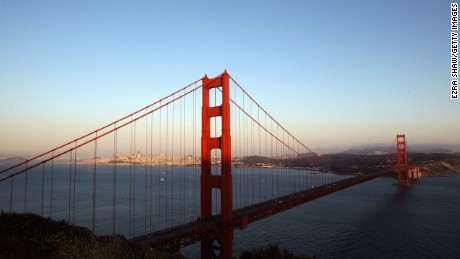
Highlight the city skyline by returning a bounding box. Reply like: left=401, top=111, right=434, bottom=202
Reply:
left=1, top=1, right=458, bottom=157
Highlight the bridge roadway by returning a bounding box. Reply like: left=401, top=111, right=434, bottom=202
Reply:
left=132, top=170, right=391, bottom=250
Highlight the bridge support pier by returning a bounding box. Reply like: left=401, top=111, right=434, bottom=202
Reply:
left=201, top=71, right=233, bottom=259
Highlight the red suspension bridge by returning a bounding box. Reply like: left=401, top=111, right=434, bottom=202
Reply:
left=0, top=71, right=412, bottom=258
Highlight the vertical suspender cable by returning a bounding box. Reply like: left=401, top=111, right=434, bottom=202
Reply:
left=50, top=154, right=54, bottom=217
left=41, top=163, right=45, bottom=217
left=295, top=140, right=298, bottom=191
left=283, top=135, right=293, bottom=193
left=244, top=94, right=248, bottom=206
left=287, top=134, right=290, bottom=193
left=133, top=121, right=137, bottom=236
left=171, top=95, right=174, bottom=225
left=295, top=139, right=298, bottom=192
left=284, top=131, right=288, bottom=195
left=276, top=125, right=279, bottom=197
left=158, top=101, right=162, bottom=229
left=242, top=90, right=245, bottom=205
left=241, top=90, right=245, bottom=206
left=165, top=104, right=168, bottom=228
left=238, top=94, right=242, bottom=208
left=129, top=120, right=133, bottom=236
left=300, top=144, right=303, bottom=191
left=182, top=90, right=186, bottom=223
left=299, top=144, right=302, bottom=190
left=281, top=129, right=284, bottom=195
left=264, top=112, right=268, bottom=200
left=271, top=118, right=274, bottom=199
left=144, top=111, right=148, bottom=235
left=179, top=96, right=182, bottom=224
left=93, top=132, right=97, bottom=233
left=68, top=150, right=72, bottom=222
left=73, top=142, right=77, bottom=224
left=150, top=111, right=154, bottom=231
left=157, top=102, right=162, bottom=228
left=287, top=135, right=290, bottom=193
left=309, top=146, right=312, bottom=189
left=192, top=90, right=196, bottom=219
left=232, top=88, right=236, bottom=208
left=297, top=143, right=300, bottom=191
left=24, top=163, right=28, bottom=212
left=182, top=90, right=185, bottom=223
left=289, top=135, right=292, bottom=193
left=9, top=177, right=13, bottom=212
left=257, top=108, right=263, bottom=202
left=232, top=86, right=236, bottom=208
left=113, top=125, right=117, bottom=234
left=290, top=136, right=293, bottom=192
left=251, top=101, right=254, bottom=205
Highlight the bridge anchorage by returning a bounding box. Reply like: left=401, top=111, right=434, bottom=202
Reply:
left=0, top=70, right=421, bottom=259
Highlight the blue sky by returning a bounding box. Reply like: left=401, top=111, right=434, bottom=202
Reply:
left=0, top=0, right=458, bottom=155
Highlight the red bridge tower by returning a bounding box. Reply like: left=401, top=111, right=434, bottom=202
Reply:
left=396, top=134, right=410, bottom=186
left=201, top=71, right=233, bottom=258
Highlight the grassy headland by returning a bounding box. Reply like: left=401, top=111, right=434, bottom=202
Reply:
left=0, top=212, right=182, bottom=259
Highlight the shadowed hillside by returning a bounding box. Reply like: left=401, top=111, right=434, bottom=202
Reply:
left=239, top=153, right=460, bottom=176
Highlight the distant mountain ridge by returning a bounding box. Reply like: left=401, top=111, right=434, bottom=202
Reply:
left=0, top=157, right=28, bottom=162
left=337, top=147, right=393, bottom=155
left=336, top=145, right=460, bottom=155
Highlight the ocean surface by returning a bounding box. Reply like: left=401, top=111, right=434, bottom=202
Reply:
left=183, top=174, right=460, bottom=259
left=1, top=164, right=459, bottom=258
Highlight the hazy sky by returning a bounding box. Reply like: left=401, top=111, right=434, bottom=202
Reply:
left=0, top=0, right=458, bottom=156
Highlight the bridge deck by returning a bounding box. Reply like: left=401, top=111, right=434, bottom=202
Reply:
left=132, top=171, right=391, bottom=249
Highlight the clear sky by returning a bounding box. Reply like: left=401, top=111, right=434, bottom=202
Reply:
left=0, top=0, right=458, bottom=156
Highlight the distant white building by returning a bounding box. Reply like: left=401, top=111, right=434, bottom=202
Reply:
left=408, top=166, right=422, bottom=179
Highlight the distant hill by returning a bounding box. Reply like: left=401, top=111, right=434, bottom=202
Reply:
left=337, top=147, right=393, bottom=155
left=337, top=146, right=458, bottom=155
left=415, top=148, right=455, bottom=154
left=238, top=153, right=460, bottom=176
left=324, top=152, right=460, bottom=176
left=410, top=144, right=460, bottom=152
left=0, top=157, right=28, bottom=162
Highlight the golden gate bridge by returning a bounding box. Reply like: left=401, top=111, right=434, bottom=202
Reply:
left=0, top=71, right=412, bottom=258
